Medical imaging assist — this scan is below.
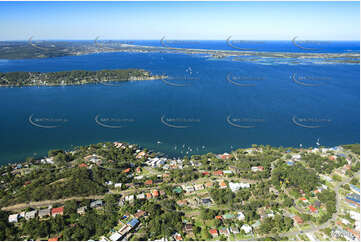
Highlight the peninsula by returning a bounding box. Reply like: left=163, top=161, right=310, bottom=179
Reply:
left=0, top=69, right=166, bottom=87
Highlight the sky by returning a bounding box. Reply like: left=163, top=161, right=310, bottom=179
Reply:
left=0, top=1, right=359, bottom=41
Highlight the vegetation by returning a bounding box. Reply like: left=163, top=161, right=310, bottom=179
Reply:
left=0, top=69, right=164, bottom=86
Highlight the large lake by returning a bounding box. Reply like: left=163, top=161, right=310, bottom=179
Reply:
left=0, top=41, right=359, bottom=164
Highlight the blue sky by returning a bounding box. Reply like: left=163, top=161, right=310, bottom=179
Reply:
left=0, top=1, right=359, bottom=41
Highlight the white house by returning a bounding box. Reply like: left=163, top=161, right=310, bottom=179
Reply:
left=237, top=211, right=245, bottom=221
left=114, top=183, right=122, bottom=188
left=25, top=210, right=37, bottom=220
left=8, top=214, right=18, bottom=223
left=109, top=232, right=122, bottom=241
left=229, top=182, right=250, bottom=192
left=241, top=224, right=252, bottom=234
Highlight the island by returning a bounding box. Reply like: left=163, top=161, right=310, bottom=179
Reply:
left=0, top=142, right=359, bottom=241
left=0, top=69, right=167, bottom=87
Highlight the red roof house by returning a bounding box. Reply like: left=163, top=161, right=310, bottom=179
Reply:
left=51, top=206, right=64, bottom=217
left=209, top=229, right=218, bottom=237
left=144, top=180, right=153, bottom=185
left=152, top=190, right=159, bottom=197
left=213, top=170, right=223, bottom=176
left=123, top=168, right=131, bottom=173
left=309, top=205, right=318, bottom=213
left=79, top=163, right=88, bottom=168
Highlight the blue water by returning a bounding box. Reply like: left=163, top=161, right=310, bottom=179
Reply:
left=0, top=41, right=359, bottom=164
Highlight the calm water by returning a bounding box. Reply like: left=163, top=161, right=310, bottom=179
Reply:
left=0, top=41, right=359, bottom=164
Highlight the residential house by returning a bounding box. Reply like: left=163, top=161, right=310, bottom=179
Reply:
left=177, top=200, right=187, bottom=206
left=184, top=185, right=195, bottom=193
left=308, top=205, right=318, bottom=213
left=230, top=226, right=239, bottom=234
left=229, top=182, right=250, bottom=192
left=127, top=218, right=139, bottom=228
left=219, top=227, right=230, bottom=236
left=125, top=195, right=135, bottom=203
left=90, top=200, right=104, bottom=208
left=144, top=180, right=153, bottom=185
left=136, top=151, right=147, bottom=159
left=201, top=198, right=212, bottom=206
left=194, top=184, right=204, bottom=191
left=146, top=193, right=152, bottom=199
left=346, top=193, right=360, bottom=207
left=153, top=190, right=159, bottom=197
left=134, top=210, right=146, bottom=219
left=237, top=211, right=245, bottom=221
left=219, top=181, right=227, bottom=189
left=222, top=213, right=235, bottom=220
left=173, top=233, right=183, bottom=241
left=204, top=182, right=213, bottom=188
left=217, top=153, right=232, bottom=160
left=136, top=193, right=146, bottom=200
left=78, top=163, right=88, bottom=168
left=241, top=224, right=252, bottom=234
left=123, top=168, right=131, bottom=173
left=39, top=208, right=51, bottom=218
left=114, top=183, right=122, bottom=188
left=350, top=184, right=360, bottom=194
left=77, top=206, right=87, bottom=215
left=209, top=229, right=218, bottom=238
left=8, top=214, right=18, bottom=223
left=52, top=206, right=64, bottom=217
left=25, top=210, right=37, bottom=220
left=213, top=170, right=223, bottom=176
left=109, top=232, right=122, bottom=241
left=293, top=216, right=303, bottom=224
left=251, top=166, right=264, bottom=172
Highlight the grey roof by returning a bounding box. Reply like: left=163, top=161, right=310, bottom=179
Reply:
left=90, top=200, right=103, bottom=208
left=38, top=209, right=51, bottom=217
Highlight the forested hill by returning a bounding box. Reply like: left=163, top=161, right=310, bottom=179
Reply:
left=0, top=69, right=166, bottom=87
